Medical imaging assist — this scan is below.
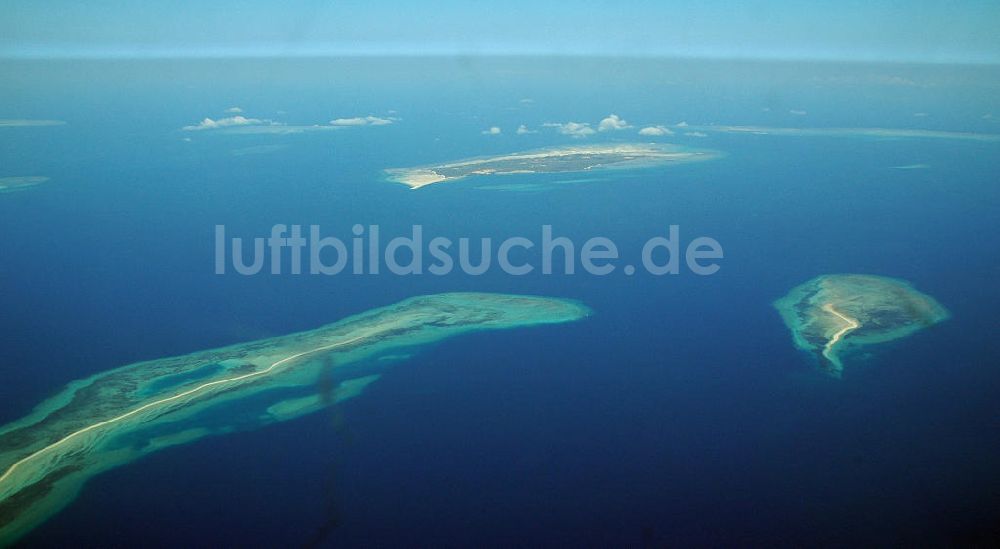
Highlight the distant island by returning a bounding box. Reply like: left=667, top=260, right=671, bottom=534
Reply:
left=384, top=143, right=720, bottom=189
left=0, top=177, right=50, bottom=194
left=683, top=125, right=1000, bottom=142
left=774, top=274, right=949, bottom=377
left=0, top=293, right=590, bottom=544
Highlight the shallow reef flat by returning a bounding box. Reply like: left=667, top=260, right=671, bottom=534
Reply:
left=774, top=274, right=949, bottom=377
left=384, top=143, right=720, bottom=189
left=0, top=293, right=589, bottom=544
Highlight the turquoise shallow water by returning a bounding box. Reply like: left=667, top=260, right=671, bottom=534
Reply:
left=139, top=363, right=225, bottom=396
left=1, top=58, right=998, bottom=546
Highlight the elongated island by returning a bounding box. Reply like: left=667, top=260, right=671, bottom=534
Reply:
left=0, top=177, right=50, bottom=194
left=384, top=143, right=720, bottom=189
left=774, top=274, right=949, bottom=377
left=0, top=293, right=590, bottom=544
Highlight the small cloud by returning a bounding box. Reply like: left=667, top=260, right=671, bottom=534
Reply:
left=481, top=126, right=502, bottom=135
left=638, top=125, right=673, bottom=136
left=598, top=113, right=631, bottom=131
left=519, top=98, right=534, bottom=104
left=983, top=113, right=994, bottom=120
left=224, top=107, right=244, bottom=114
left=913, top=112, right=928, bottom=118
left=182, top=116, right=272, bottom=131
left=329, top=115, right=395, bottom=127
left=543, top=121, right=596, bottom=138
left=181, top=137, right=192, bottom=142
left=789, top=109, right=808, bottom=116
left=683, top=131, right=708, bottom=138
left=676, top=121, right=689, bottom=127
left=516, top=124, right=537, bottom=135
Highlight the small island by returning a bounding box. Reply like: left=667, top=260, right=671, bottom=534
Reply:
left=683, top=125, right=1000, bottom=142
left=774, top=274, right=949, bottom=377
left=384, top=143, right=720, bottom=189
left=0, top=177, right=50, bottom=194
left=0, top=293, right=590, bottom=544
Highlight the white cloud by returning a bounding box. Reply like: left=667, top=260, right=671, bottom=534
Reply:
left=224, top=107, right=244, bottom=114
left=544, top=121, right=596, bottom=138
left=519, top=98, right=535, bottom=104
left=184, top=111, right=404, bottom=135
left=182, top=116, right=272, bottom=131
left=638, top=125, right=674, bottom=136
left=482, top=126, right=502, bottom=135
left=789, top=109, right=808, bottom=116
left=684, top=131, right=708, bottom=138
left=913, top=112, right=928, bottom=118
left=329, top=115, right=395, bottom=126
left=676, top=121, right=689, bottom=127
left=516, top=124, right=537, bottom=135
left=598, top=113, right=631, bottom=131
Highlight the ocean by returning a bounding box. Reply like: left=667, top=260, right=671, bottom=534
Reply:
left=1, top=57, right=998, bottom=546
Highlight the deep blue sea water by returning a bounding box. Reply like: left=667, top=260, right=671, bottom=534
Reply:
left=1, top=58, right=998, bottom=546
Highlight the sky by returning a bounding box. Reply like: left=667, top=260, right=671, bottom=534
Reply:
left=2, top=0, right=999, bottom=63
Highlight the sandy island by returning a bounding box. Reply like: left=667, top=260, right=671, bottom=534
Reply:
left=775, top=274, right=948, bottom=377
left=384, top=143, right=720, bottom=189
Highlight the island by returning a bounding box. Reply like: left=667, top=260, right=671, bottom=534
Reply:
left=774, top=274, right=949, bottom=377
left=0, top=293, right=590, bottom=544
left=384, top=143, right=720, bottom=189
left=681, top=125, right=1000, bottom=142
left=0, top=177, right=50, bottom=194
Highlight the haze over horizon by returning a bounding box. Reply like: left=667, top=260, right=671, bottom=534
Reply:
left=3, top=0, right=999, bottom=64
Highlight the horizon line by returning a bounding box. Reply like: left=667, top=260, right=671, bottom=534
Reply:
left=2, top=45, right=999, bottom=67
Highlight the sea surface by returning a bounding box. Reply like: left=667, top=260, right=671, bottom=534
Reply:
left=1, top=58, right=998, bottom=546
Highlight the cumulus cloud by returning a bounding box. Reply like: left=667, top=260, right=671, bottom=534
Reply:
left=676, top=121, right=689, bottom=127
left=329, top=115, right=395, bottom=127
left=789, top=109, right=808, bottom=116
left=516, top=124, right=537, bottom=135
left=224, top=107, right=243, bottom=114
left=482, top=126, right=502, bottom=135
left=598, top=114, right=631, bottom=132
left=184, top=112, right=401, bottom=133
left=182, top=116, right=273, bottom=131
left=683, top=131, right=708, bottom=138
left=638, top=125, right=674, bottom=136
left=544, top=121, right=596, bottom=138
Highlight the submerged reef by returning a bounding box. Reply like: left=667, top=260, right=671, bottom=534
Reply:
left=0, top=293, right=589, bottom=544
left=774, top=274, right=949, bottom=377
